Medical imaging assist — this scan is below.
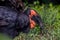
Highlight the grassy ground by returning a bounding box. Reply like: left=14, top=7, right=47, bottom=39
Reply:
left=13, top=4, right=60, bottom=40
left=0, top=4, right=60, bottom=40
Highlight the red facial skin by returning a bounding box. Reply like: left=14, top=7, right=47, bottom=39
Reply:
left=29, top=10, right=37, bottom=29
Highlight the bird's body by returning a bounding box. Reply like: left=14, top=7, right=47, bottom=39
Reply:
left=0, top=6, right=30, bottom=38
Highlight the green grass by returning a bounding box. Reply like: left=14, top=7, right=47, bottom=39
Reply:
left=14, top=4, right=60, bottom=40
left=0, top=4, right=60, bottom=40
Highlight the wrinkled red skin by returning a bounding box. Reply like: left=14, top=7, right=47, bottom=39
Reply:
left=29, top=10, right=37, bottom=29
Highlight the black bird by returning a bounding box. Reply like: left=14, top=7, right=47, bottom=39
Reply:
left=0, top=6, right=30, bottom=38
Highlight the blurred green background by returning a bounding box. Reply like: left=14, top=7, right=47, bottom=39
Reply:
left=0, top=33, right=12, bottom=40
left=0, top=0, right=60, bottom=40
